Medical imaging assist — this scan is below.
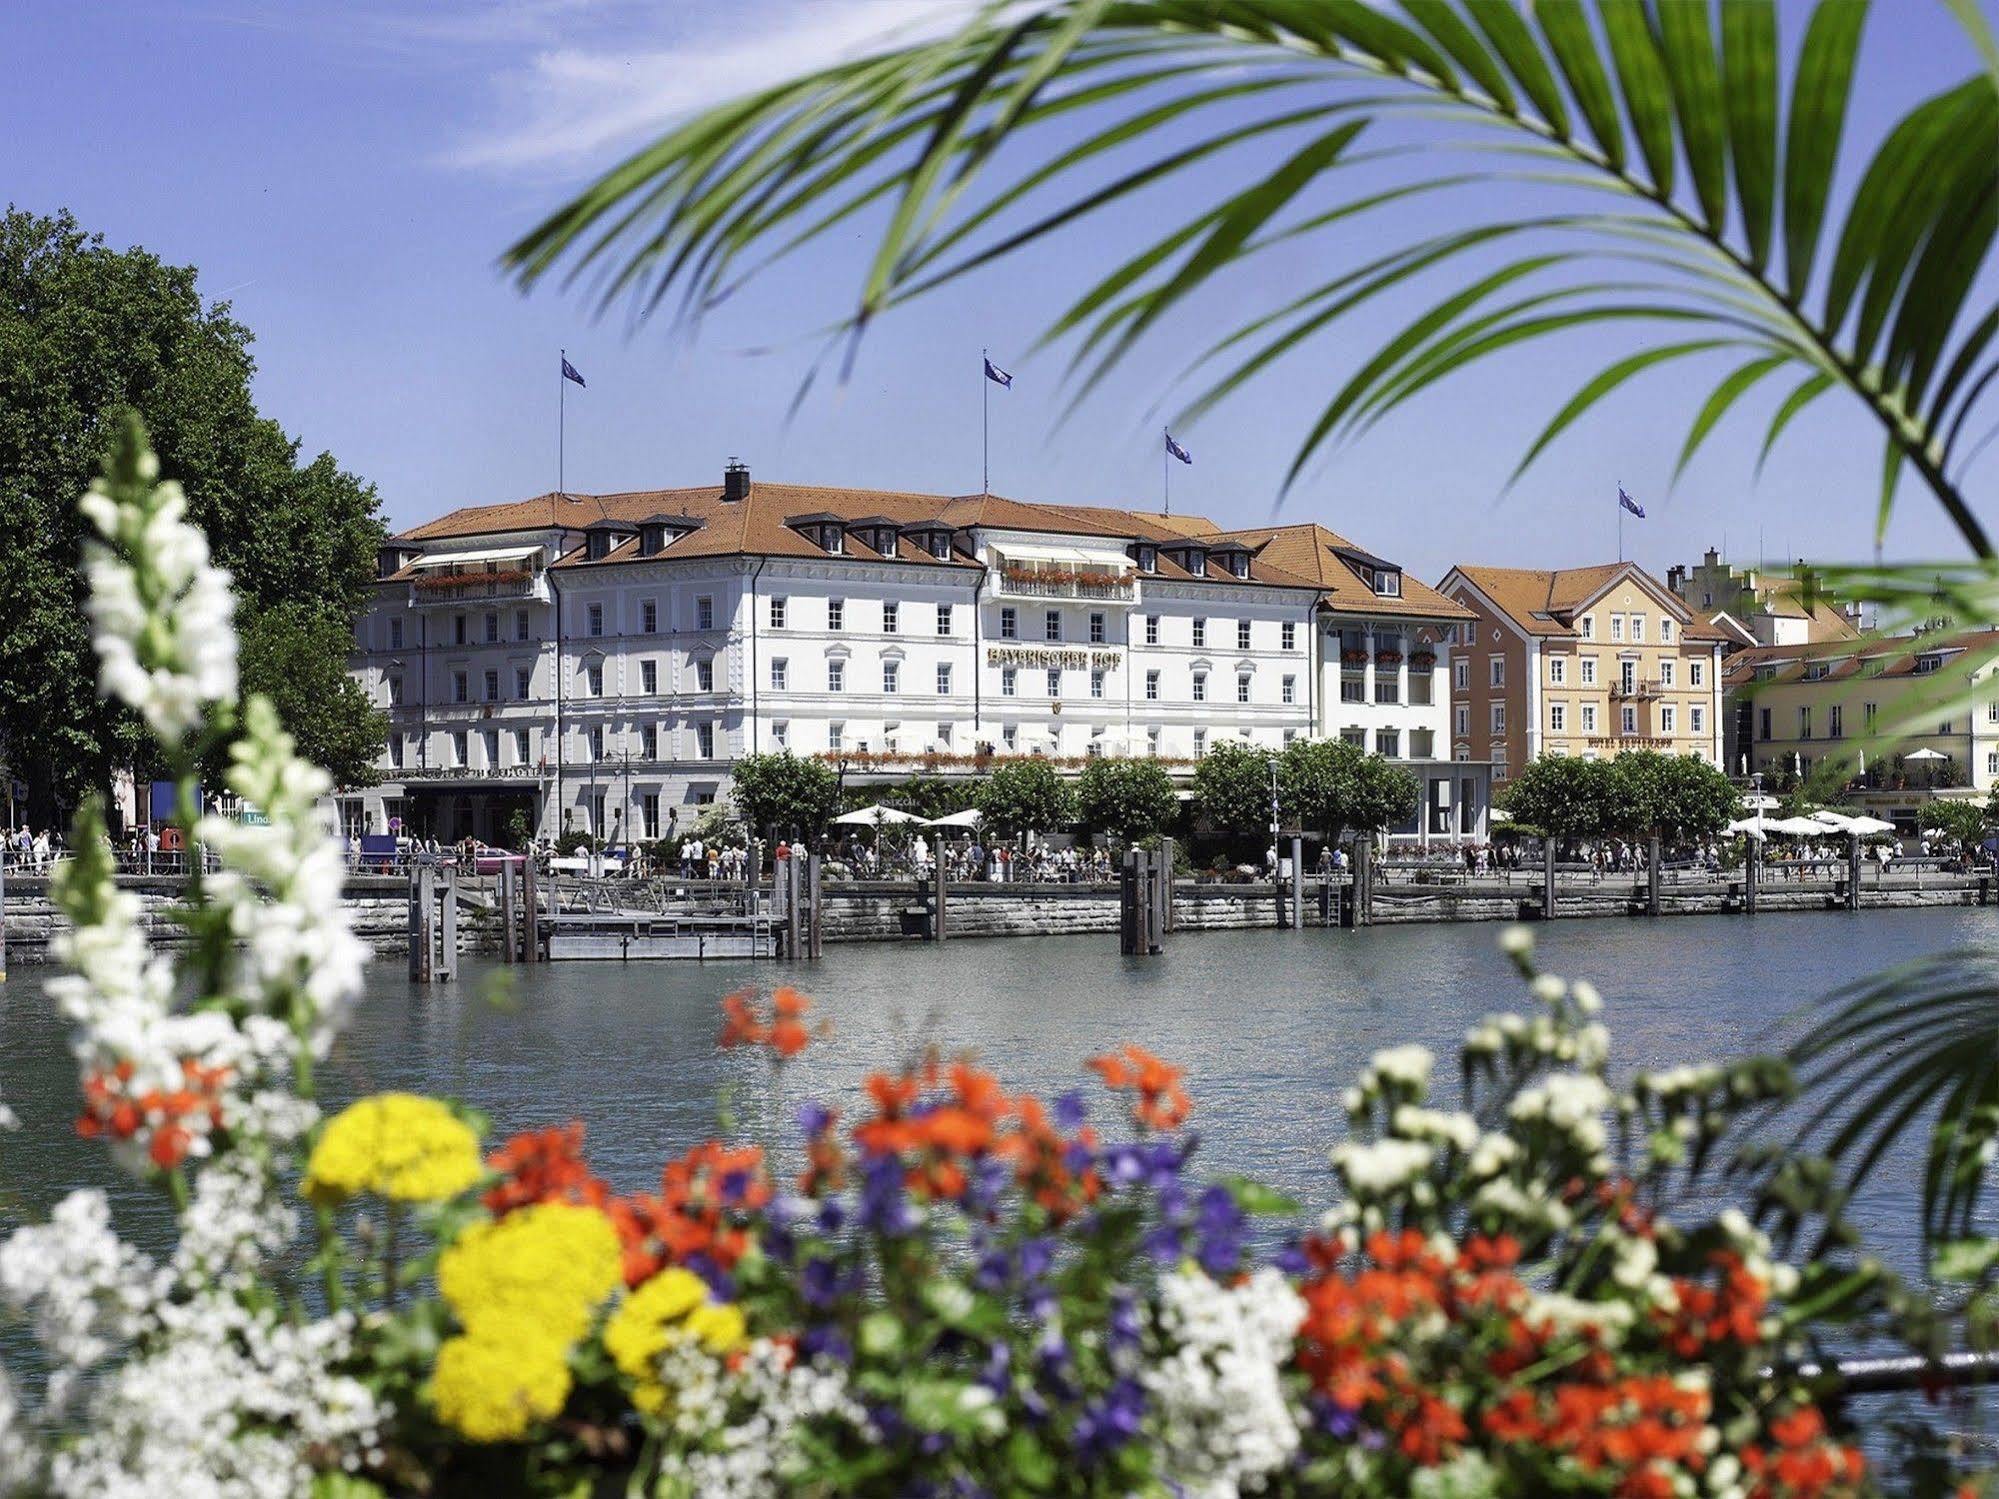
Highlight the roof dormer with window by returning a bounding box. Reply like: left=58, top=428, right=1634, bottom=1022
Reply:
left=785, top=512, right=847, bottom=555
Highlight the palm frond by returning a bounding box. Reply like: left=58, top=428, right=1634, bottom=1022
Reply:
left=505, top=0, right=1997, bottom=552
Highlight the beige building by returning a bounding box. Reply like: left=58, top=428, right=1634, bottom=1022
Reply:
left=1665, top=548, right=1862, bottom=648
left=1436, top=562, right=1729, bottom=782
left=1721, top=629, right=1999, bottom=810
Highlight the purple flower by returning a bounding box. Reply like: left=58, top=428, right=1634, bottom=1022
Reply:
left=800, top=1325, right=853, bottom=1365
left=801, top=1256, right=842, bottom=1308
left=973, top=1247, right=1011, bottom=1293
left=817, top=1196, right=847, bottom=1234
left=796, top=1101, right=834, bottom=1139
left=1054, top=1090, right=1089, bottom=1130
left=979, top=1339, right=1011, bottom=1395
left=859, top=1155, right=919, bottom=1238
left=1194, top=1184, right=1246, bottom=1276
left=1108, top=1289, right=1142, bottom=1353
left=1017, top=1236, right=1055, bottom=1284
left=1074, top=1378, right=1147, bottom=1463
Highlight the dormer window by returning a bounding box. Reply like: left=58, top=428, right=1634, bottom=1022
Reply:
left=825, top=527, right=843, bottom=554
left=1137, top=545, right=1157, bottom=573
left=1188, top=550, right=1207, bottom=578
left=1915, top=654, right=1944, bottom=674
left=929, top=532, right=951, bottom=560
left=1222, top=550, right=1250, bottom=579
left=1372, top=568, right=1401, bottom=597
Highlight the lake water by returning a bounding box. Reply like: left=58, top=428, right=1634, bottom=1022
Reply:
left=8, top=906, right=1994, bottom=1271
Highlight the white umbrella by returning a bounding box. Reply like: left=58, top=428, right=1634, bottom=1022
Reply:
left=1013, top=726, right=1057, bottom=753
left=1905, top=747, right=1948, bottom=762
left=1725, top=817, right=1768, bottom=841
left=1811, top=810, right=1859, bottom=832
left=834, top=804, right=923, bottom=826
left=1844, top=815, right=1897, bottom=836
left=925, top=808, right=984, bottom=829
left=1767, top=816, right=1827, bottom=836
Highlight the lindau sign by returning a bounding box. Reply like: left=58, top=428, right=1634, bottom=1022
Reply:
left=985, top=646, right=1124, bottom=670
left=399, top=766, right=550, bottom=783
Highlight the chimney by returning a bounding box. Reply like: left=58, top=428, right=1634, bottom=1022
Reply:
left=722, top=458, right=750, bottom=503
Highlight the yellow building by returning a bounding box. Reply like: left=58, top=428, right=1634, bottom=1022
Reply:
left=1436, top=562, right=1728, bottom=781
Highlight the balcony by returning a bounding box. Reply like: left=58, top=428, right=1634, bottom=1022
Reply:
left=1609, top=678, right=1661, bottom=700
left=992, top=562, right=1135, bottom=603
left=407, top=570, right=550, bottom=608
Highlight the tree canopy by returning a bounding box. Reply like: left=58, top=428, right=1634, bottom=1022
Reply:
left=1192, top=742, right=1279, bottom=851
left=1502, top=752, right=1735, bottom=846
left=1074, top=757, right=1179, bottom=846
left=1282, top=738, right=1420, bottom=846
left=974, top=760, right=1075, bottom=840
left=731, top=752, right=842, bottom=843
left=236, top=602, right=389, bottom=791
left=0, top=207, right=384, bottom=821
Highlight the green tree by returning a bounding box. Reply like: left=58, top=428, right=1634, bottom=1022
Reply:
left=1610, top=750, right=1740, bottom=845
left=0, top=208, right=384, bottom=823
left=1282, top=738, right=1420, bottom=846
left=730, top=752, right=841, bottom=842
left=1192, top=741, right=1279, bottom=851
left=1499, top=757, right=1627, bottom=847
left=235, top=602, right=388, bottom=790
left=1920, top=798, right=1990, bottom=846
left=1075, top=757, right=1179, bottom=845
left=869, top=771, right=974, bottom=822
left=974, top=760, right=1075, bottom=839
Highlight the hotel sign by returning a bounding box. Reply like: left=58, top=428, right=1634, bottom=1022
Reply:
left=399, top=766, right=549, bottom=783
left=985, top=646, right=1123, bottom=670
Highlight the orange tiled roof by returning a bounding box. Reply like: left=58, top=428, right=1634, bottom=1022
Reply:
left=1719, top=628, right=1999, bottom=687
left=1213, top=523, right=1473, bottom=621
left=1448, top=562, right=1727, bottom=641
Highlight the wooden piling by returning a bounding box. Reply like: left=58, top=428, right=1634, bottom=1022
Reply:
left=1646, top=834, right=1661, bottom=917
left=1288, top=836, right=1304, bottom=930
left=499, top=864, right=517, bottom=965
left=806, top=855, right=823, bottom=958
left=1159, top=838, right=1177, bottom=932
left=1541, top=839, right=1557, bottom=921
left=1353, top=838, right=1372, bottom=927
left=932, top=857, right=948, bottom=942
left=1745, top=837, right=1760, bottom=914
left=437, top=869, right=458, bottom=981
left=1120, top=849, right=1141, bottom=956
left=1846, top=834, right=1862, bottom=911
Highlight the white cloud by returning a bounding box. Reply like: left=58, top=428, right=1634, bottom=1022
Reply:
left=445, top=0, right=980, bottom=173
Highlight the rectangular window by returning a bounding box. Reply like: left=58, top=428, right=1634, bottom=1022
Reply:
left=387, top=676, right=404, bottom=707
left=1581, top=703, right=1597, bottom=733
left=641, top=599, right=658, bottom=634
left=1630, top=615, right=1645, bottom=643
left=1282, top=621, right=1297, bottom=651
left=1659, top=661, right=1675, bottom=688
left=772, top=721, right=789, bottom=749
left=1489, top=656, right=1505, bottom=687
left=999, top=607, right=1017, bottom=639
left=1341, top=678, right=1364, bottom=704
left=882, top=602, right=899, bottom=635
left=1342, top=728, right=1367, bottom=749
left=515, top=666, right=532, bottom=699
left=1002, top=667, right=1017, bottom=697
left=1581, top=656, right=1597, bottom=686
left=937, top=664, right=951, bottom=695
left=1281, top=675, right=1296, bottom=704
left=1690, top=659, right=1705, bottom=688
left=483, top=612, right=499, bottom=644
left=1192, top=618, right=1207, bottom=648
left=1091, top=669, right=1106, bottom=699
left=696, top=659, right=714, bottom=692
left=828, top=660, right=846, bottom=692
left=586, top=663, right=607, bottom=697
left=1758, top=706, right=1772, bottom=740
left=1798, top=705, right=1812, bottom=739
left=828, top=722, right=844, bottom=752
left=451, top=730, right=468, bottom=766
left=1090, top=612, right=1106, bottom=644
left=1864, top=702, right=1877, bottom=727
left=514, top=610, right=529, bottom=643
left=1455, top=705, right=1469, bottom=736
left=1410, top=729, right=1434, bottom=759
left=1621, top=705, right=1637, bottom=735
left=937, top=723, right=953, bottom=749
left=482, top=728, right=499, bottom=767
left=1691, top=706, right=1705, bottom=734
left=1046, top=668, right=1061, bottom=698
left=1610, top=614, right=1624, bottom=641
left=389, top=618, right=404, bottom=650
left=828, top=599, right=845, bottom=632
left=1045, top=610, right=1061, bottom=642
left=514, top=729, right=530, bottom=764
left=481, top=668, right=499, bottom=701
left=1579, top=616, right=1594, bottom=640
left=697, top=722, right=716, bottom=759
left=1145, top=670, right=1160, bottom=701
left=769, top=659, right=786, bottom=691
left=770, top=596, right=787, bottom=629
left=1376, top=729, right=1399, bottom=758
left=883, top=661, right=900, bottom=693
left=1490, top=703, right=1506, bottom=733
left=1192, top=671, right=1207, bottom=702
left=388, top=736, right=403, bottom=769
left=1237, top=674, right=1252, bottom=704
left=452, top=670, right=468, bottom=703
left=1410, top=672, right=1432, bottom=706
left=1454, top=659, right=1469, bottom=692
left=587, top=603, right=603, bottom=638
left=635, top=660, right=656, bottom=695
left=1660, top=618, right=1674, bottom=644
left=1374, top=676, right=1398, bottom=704
left=1147, top=728, right=1161, bottom=757
left=587, top=726, right=603, bottom=761
left=696, top=597, right=715, bottom=631
left=1237, top=620, right=1251, bottom=651
left=1660, top=705, right=1676, bottom=734
left=1193, top=729, right=1207, bottom=757
left=1550, top=702, right=1567, bottom=733
left=1549, top=656, right=1566, bottom=685
left=1145, top=615, right=1160, bottom=646
left=936, top=604, right=951, bottom=636
left=454, top=614, right=467, bottom=645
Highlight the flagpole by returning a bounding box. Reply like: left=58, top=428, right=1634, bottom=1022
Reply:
left=1162, top=427, right=1169, bottom=515
left=981, top=347, right=990, bottom=495
left=559, top=347, right=567, bottom=499
left=1616, top=479, right=1622, bottom=563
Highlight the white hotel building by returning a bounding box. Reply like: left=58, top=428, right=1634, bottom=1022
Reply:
left=344, top=463, right=1489, bottom=846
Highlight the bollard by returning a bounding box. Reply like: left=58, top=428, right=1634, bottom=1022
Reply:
left=1289, top=836, right=1304, bottom=930
left=499, top=864, right=517, bottom=965
left=1646, top=833, right=1661, bottom=917
left=932, top=857, right=948, bottom=943
left=1745, top=837, right=1760, bottom=914
left=806, top=855, right=824, bottom=959
left=1846, top=834, right=1862, bottom=911
left=437, top=869, right=458, bottom=981
left=1119, top=849, right=1141, bottom=956
left=1541, top=839, right=1557, bottom=921
left=1148, top=849, right=1168, bottom=953
left=521, top=857, right=540, bottom=963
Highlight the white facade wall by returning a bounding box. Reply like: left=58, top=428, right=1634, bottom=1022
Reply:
left=342, top=523, right=1475, bottom=843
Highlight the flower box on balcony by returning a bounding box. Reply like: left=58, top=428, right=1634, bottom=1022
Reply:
left=1340, top=648, right=1368, bottom=666
left=1374, top=650, right=1404, bottom=666
left=412, top=568, right=532, bottom=594
left=1408, top=650, right=1437, bottom=669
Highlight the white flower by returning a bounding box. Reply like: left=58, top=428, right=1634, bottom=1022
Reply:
left=1392, top=1106, right=1479, bottom=1152
left=1145, top=1266, right=1303, bottom=1499
left=0, top=1191, right=162, bottom=1417
left=1510, top=1072, right=1612, bottom=1155
left=652, top=1338, right=865, bottom=1498
left=1331, top=1138, right=1433, bottom=1194
left=1497, top=924, right=1534, bottom=956
left=1571, top=980, right=1604, bottom=1015
left=1366, top=1043, right=1434, bottom=1093
left=1412, top=1451, right=1501, bottom=1499
left=1529, top=973, right=1566, bottom=1005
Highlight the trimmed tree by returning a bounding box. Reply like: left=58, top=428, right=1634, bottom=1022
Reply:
left=1193, top=741, right=1279, bottom=854
left=1282, top=738, right=1419, bottom=847
left=1075, top=757, right=1179, bottom=846
left=730, top=752, right=841, bottom=843
left=1499, top=756, right=1627, bottom=847
left=236, top=601, right=388, bottom=790
left=974, top=759, right=1075, bottom=840
left=1611, top=751, right=1738, bottom=846
left=1920, top=798, right=1990, bottom=846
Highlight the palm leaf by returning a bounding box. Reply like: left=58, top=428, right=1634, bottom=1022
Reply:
left=504, top=0, right=1996, bottom=553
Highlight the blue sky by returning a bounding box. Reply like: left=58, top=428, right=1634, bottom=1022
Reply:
left=4, top=0, right=1994, bottom=582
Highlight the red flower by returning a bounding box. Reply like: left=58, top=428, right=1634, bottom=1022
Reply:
left=1087, top=1044, right=1192, bottom=1131
left=484, top=1121, right=609, bottom=1216
left=719, top=987, right=821, bottom=1060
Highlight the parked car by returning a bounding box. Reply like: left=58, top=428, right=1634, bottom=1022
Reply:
left=469, top=843, right=527, bottom=874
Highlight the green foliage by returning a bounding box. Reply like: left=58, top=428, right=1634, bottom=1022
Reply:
left=507, top=0, right=1999, bottom=562
left=0, top=208, right=384, bottom=821
left=1192, top=741, right=1278, bottom=846
left=973, top=759, right=1075, bottom=838
left=1281, top=737, right=1419, bottom=844
left=1503, top=752, right=1733, bottom=845
left=862, top=771, right=974, bottom=822
left=1074, top=757, right=1178, bottom=845
left=1920, top=798, right=1990, bottom=844
left=1498, top=756, right=1627, bottom=844
left=235, top=602, right=388, bottom=791
left=730, top=751, right=841, bottom=841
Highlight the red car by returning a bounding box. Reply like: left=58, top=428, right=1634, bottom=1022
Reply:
left=469, top=844, right=527, bottom=874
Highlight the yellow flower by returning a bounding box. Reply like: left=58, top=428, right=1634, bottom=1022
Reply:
left=427, top=1333, right=570, bottom=1443
left=438, top=1202, right=622, bottom=1345
left=686, top=1300, right=747, bottom=1355
left=303, top=1093, right=482, bottom=1204
left=603, top=1268, right=747, bottom=1415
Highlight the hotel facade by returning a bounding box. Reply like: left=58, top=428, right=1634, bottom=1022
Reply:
left=342, top=464, right=1491, bottom=846
left=1435, top=562, right=1729, bottom=781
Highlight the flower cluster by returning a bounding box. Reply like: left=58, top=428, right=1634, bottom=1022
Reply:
left=302, top=1092, right=484, bottom=1204
left=717, top=983, right=813, bottom=1058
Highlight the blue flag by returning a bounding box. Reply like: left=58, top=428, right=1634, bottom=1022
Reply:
left=1165, top=430, right=1192, bottom=465
left=983, top=355, right=1012, bottom=388
left=1618, top=485, right=1645, bottom=518
left=561, top=357, right=587, bottom=388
